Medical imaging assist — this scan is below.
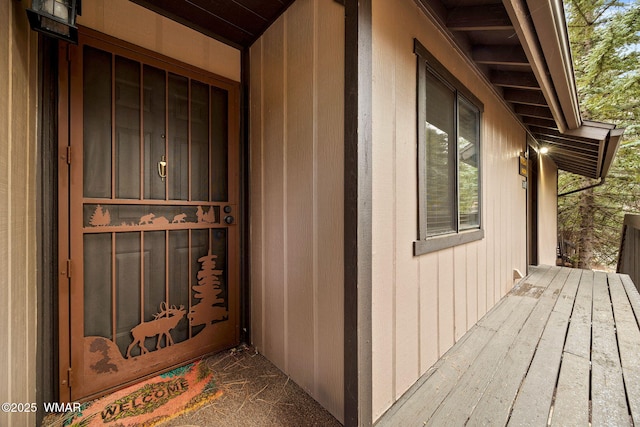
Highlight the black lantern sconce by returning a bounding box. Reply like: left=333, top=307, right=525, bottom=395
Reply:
left=27, top=0, right=81, bottom=44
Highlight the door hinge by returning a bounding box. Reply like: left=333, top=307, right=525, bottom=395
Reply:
left=66, top=259, right=72, bottom=278
left=67, top=367, right=73, bottom=388
left=66, top=146, right=72, bottom=165
left=66, top=45, right=75, bottom=63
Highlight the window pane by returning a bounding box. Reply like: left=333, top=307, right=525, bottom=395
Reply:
left=458, top=97, right=480, bottom=230
left=425, top=71, right=456, bottom=236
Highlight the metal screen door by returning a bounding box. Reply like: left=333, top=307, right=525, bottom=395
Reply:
left=59, top=30, right=240, bottom=401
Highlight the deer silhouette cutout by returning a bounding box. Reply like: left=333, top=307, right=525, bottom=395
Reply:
left=125, top=302, right=186, bottom=358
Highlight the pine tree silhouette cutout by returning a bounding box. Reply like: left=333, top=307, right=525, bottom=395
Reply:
left=90, top=205, right=111, bottom=226
left=188, top=251, right=228, bottom=327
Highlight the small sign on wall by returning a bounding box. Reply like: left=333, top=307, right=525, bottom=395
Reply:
left=519, top=154, right=527, bottom=177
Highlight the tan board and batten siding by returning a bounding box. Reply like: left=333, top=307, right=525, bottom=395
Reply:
left=370, top=0, right=551, bottom=420
left=77, top=0, right=241, bottom=82
left=249, top=0, right=345, bottom=422
left=0, top=1, right=38, bottom=426
left=538, top=154, right=559, bottom=266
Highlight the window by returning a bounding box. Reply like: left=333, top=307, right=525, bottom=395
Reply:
left=414, top=39, right=484, bottom=256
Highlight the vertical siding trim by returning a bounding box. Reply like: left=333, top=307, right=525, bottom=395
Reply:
left=312, top=0, right=320, bottom=398
left=259, top=42, right=266, bottom=350
left=7, top=2, right=15, bottom=408
left=344, top=0, right=373, bottom=425
left=282, top=12, right=289, bottom=373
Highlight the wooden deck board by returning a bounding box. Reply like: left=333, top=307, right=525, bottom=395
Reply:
left=552, top=352, right=590, bottom=426
left=552, top=270, right=592, bottom=425
left=591, top=272, right=630, bottom=426
left=563, top=270, right=593, bottom=359
left=468, top=268, right=571, bottom=426
left=374, top=324, right=497, bottom=426
left=375, top=267, right=640, bottom=427
left=609, top=273, right=640, bottom=425
left=507, top=268, right=576, bottom=427
left=426, top=295, right=539, bottom=425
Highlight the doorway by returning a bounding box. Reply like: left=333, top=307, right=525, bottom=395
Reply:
left=58, top=29, right=240, bottom=401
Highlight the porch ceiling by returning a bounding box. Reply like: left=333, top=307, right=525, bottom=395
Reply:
left=128, top=0, right=623, bottom=179
left=415, top=0, right=623, bottom=179
left=128, top=0, right=295, bottom=49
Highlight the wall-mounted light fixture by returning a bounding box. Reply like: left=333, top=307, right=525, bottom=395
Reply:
left=27, top=0, right=80, bottom=44
left=539, top=146, right=549, bottom=154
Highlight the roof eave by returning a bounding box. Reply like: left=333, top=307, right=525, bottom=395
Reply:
left=600, top=128, right=625, bottom=178
left=525, top=0, right=581, bottom=130
left=502, top=0, right=571, bottom=132
left=505, top=0, right=624, bottom=179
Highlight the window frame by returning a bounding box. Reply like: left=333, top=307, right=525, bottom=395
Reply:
left=414, top=39, right=484, bottom=256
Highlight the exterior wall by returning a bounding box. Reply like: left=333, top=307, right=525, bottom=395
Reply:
left=249, top=0, right=345, bottom=422
left=77, top=0, right=240, bottom=81
left=0, top=1, right=38, bottom=426
left=537, top=154, right=559, bottom=265
left=371, top=0, right=528, bottom=420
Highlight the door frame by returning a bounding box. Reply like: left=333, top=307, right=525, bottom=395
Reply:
left=527, top=142, right=539, bottom=268
left=57, top=27, right=243, bottom=401
left=36, top=35, right=60, bottom=424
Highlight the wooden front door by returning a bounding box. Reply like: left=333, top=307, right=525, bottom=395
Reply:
left=59, top=29, right=240, bottom=401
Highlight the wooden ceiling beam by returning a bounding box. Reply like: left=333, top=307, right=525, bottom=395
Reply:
left=447, top=4, right=512, bottom=31
left=504, top=88, right=547, bottom=106
left=536, top=138, right=600, bottom=158
left=550, top=154, right=598, bottom=169
left=552, top=157, right=597, bottom=174
left=523, top=116, right=558, bottom=129
left=528, top=126, right=600, bottom=146
left=472, top=45, right=529, bottom=66
left=491, top=71, right=539, bottom=89
left=514, top=104, right=554, bottom=119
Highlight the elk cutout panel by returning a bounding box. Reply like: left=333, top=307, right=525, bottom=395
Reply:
left=83, top=249, right=230, bottom=383
left=121, top=250, right=228, bottom=360
left=86, top=205, right=219, bottom=229
left=125, top=302, right=186, bottom=358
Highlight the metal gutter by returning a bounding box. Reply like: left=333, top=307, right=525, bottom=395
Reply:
left=558, top=177, right=605, bottom=197
left=504, top=0, right=625, bottom=180
left=600, top=128, right=625, bottom=178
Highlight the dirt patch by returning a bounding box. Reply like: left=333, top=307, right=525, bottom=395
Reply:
left=511, top=282, right=545, bottom=299
left=41, top=345, right=341, bottom=427
left=155, top=345, right=340, bottom=427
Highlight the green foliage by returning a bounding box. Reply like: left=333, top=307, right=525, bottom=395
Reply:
left=559, top=0, right=640, bottom=268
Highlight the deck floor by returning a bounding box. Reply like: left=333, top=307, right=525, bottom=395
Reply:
left=376, top=266, right=640, bottom=426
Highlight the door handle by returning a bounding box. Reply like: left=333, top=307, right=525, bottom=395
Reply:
left=157, top=155, right=167, bottom=182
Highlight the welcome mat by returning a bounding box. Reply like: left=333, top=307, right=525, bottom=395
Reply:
left=59, top=361, right=222, bottom=427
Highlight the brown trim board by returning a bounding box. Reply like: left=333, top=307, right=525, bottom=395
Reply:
left=240, top=47, right=251, bottom=344
left=344, top=0, right=372, bottom=425
left=36, top=35, right=59, bottom=424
